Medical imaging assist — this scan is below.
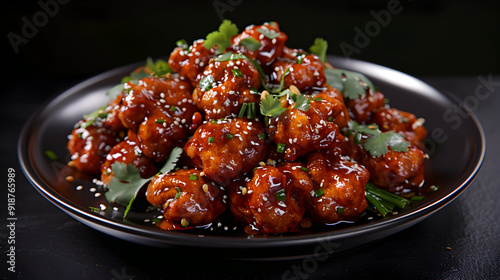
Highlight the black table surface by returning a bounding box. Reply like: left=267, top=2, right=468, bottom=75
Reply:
left=1, top=73, right=499, bottom=279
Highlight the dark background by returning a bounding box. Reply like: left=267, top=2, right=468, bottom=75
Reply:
left=2, top=0, right=500, bottom=279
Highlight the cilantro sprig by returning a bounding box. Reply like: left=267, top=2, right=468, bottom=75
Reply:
left=260, top=93, right=286, bottom=118
left=348, top=121, right=410, bottom=157
left=307, top=38, right=376, bottom=100
left=325, top=68, right=375, bottom=100
left=104, top=147, right=183, bottom=218
left=203, top=19, right=239, bottom=54
left=309, top=38, right=327, bottom=64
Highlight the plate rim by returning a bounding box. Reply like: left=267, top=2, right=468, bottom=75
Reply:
left=17, top=55, right=486, bottom=251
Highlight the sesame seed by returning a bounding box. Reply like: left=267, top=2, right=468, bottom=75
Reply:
left=181, top=218, right=189, bottom=227
left=95, top=193, right=101, bottom=197
left=76, top=185, right=83, bottom=191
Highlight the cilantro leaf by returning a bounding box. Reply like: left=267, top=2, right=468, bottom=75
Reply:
left=239, top=37, right=261, bottom=51
left=309, top=38, right=328, bottom=64
left=291, top=92, right=311, bottom=112
left=203, top=19, right=239, bottom=53
left=348, top=121, right=410, bottom=157
left=256, top=27, right=281, bottom=39
left=104, top=147, right=183, bottom=218
left=324, top=68, right=375, bottom=100
left=146, top=57, right=174, bottom=77
left=324, top=67, right=344, bottom=93
left=260, top=94, right=287, bottom=118
left=348, top=120, right=379, bottom=135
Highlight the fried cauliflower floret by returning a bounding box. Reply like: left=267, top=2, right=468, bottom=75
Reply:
left=117, top=77, right=200, bottom=162
left=370, top=107, right=427, bottom=148
left=228, top=22, right=288, bottom=66
left=100, top=133, right=157, bottom=186
left=193, top=58, right=261, bottom=120
left=341, top=135, right=425, bottom=193
left=227, top=162, right=313, bottom=234
left=184, top=118, right=266, bottom=185
left=67, top=124, right=118, bottom=174
left=168, top=40, right=216, bottom=87
left=267, top=106, right=344, bottom=162
left=146, top=169, right=226, bottom=230
left=271, top=54, right=326, bottom=92
left=306, top=149, right=370, bottom=224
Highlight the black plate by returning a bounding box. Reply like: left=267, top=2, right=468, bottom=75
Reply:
left=18, top=55, right=485, bottom=260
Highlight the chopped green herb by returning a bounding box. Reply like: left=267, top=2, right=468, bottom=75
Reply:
left=45, top=150, right=58, bottom=160
left=199, top=74, right=215, bottom=91
left=260, top=94, right=286, bottom=118
left=226, top=133, right=234, bottom=139
left=176, top=39, right=189, bottom=49
left=276, top=143, right=286, bottom=153
left=155, top=119, right=164, bottom=124
left=208, top=136, right=215, bottom=143
left=309, top=38, right=328, bottom=64
left=246, top=102, right=256, bottom=119
left=401, top=117, right=409, bottom=123
left=189, top=174, right=198, bottom=181
left=80, top=105, right=108, bottom=129
left=296, top=53, right=306, bottom=64
left=203, top=19, right=239, bottom=53
left=175, top=187, right=182, bottom=199
left=232, top=68, right=244, bottom=77
left=275, top=189, right=286, bottom=201
left=411, top=196, right=425, bottom=201
left=271, top=68, right=290, bottom=94
left=256, top=27, right=281, bottom=39
left=354, top=132, right=363, bottom=145
left=314, top=188, right=324, bottom=197
left=170, top=105, right=176, bottom=112
left=238, top=102, right=248, bottom=118
left=337, top=206, right=344, bottom=214
left=258, top=133, right=266, bottom=140
left=239, top=37, right=261, bottom=51
left=146, top=57, right=174, bottom=77
left=314, top=97, right=322, bottom=102
left=300, top=167, right=309, bottom=172
left=88, top=206, right=100, bottom=213
left=383, top=98, right=390, bottom=104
